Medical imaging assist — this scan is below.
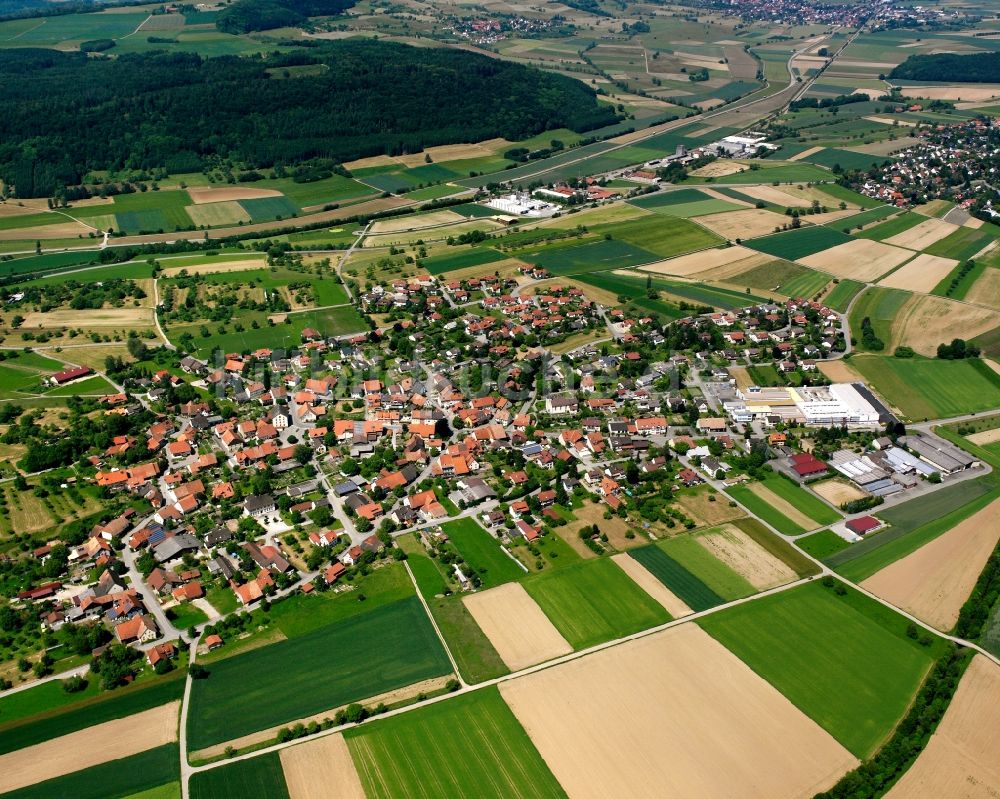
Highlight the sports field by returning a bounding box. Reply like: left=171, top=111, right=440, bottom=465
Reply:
left=848, top=355, right=1000, bottom=420
left=440, top=518, right=525, bottom=588
left=186, top=597, right=451, bottom=750
left=699, top=581, right=939, bottom=757
left=522, top=558, right=670, bottom=649
left=346, top=688, right=566, bottom=799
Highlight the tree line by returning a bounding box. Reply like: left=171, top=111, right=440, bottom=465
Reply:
left=890, top=51, right=1000, bottom=83
left=0, top=41, right=619, bottom=197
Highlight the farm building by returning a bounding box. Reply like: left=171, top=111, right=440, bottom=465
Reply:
left=789, top=452, right=829, bottom=479
left=49, top=365, right=92, bottom=385
left=901, top=434, right=977, bottom=475
left=846, top=516, right=883, bottom=536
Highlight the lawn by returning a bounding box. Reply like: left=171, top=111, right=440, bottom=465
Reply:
left=186, top=596, right=452, bottom=750
left=699, top=581, right=940, bottom=758
left=422, top=247, right=507, bottom=275
left=520, top=239, right=659, bottom=275
left=0, top=672, right=184, bottom=756
left=745, top=226, right=853, bottom=261
left=796, top=529, right=850, bottom=559
left=522, top=558, right=670, bottom=650
left=629, top=544, right=724, bottom=612
left=189, top=752, right=288, bottom=799
left=167, top=603, right=208, bottom=630
left=0, top=743, right=179, bottom=799
left=440, top=518, right=525, bottom=588
left=849, top=354, right=1000, bottom=420
left=346, top=687, right=566, bottom=799
left=726, top=484, right=807, bottom=535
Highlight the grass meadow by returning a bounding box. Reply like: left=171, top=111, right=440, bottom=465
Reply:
left=520, top=239, right=657, bottom=275
left=440, top=518, right=524, bottom=588
left=422, top=247, right=507, bottom=275
left=823, top=279, right=865, bottom=311
left=726, top=484, right=808, bottom=535
left=847, top=286, right=910, bottom=352
left=853, top=211, right=924, bottom=241
left=346, top=687, right=566, bottom=799
left=186, top=597, right=452, bottom=750
left=699, top=581, right=941, bottom=758
left=761, top=475, right=841, bottom=524
left=522, top=558, right=669, bottom=650
left=189, top=753, right=288, bottom=799
left=848, top=355, right=1000, bottom=419
left=796, top=529, right=849, bottom=559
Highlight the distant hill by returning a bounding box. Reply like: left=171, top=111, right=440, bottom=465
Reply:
left=889, top=50, right=1000, bottom=83
left=0, top=41, right=620, bottom=197
left=216, top=0, right=355, bottom=34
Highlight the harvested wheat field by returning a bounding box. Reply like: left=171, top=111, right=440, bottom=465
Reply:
left=674, top=487, right=746, bottom=527
left=879, top=253, right=958, bottom=292
left=905, top=85, right=1000, bottom=101
left=965, top=217, right=985, bottom=229
left=0, top=700, right=179, bottom=793
left=161, top=257, right=267, bottom=277
left=187, top=186, right=283, bottom=204
left=799, top=240, right=914, bottom=281
left=697, top=525, right=797, bottom=590
left=21, top=307, right=154, bottom=329
left=885, top=217, right=956, bottom=250
left=862, top=497, right=1000, bottom=631
left=892, top=294, right=1000, bottom=355
left=810, top=479, right=868, bottom=507
left=463, top=582, right=572, bottom=671
left=740, top=184, right=863, bottom=209
left=698, top=208, right=792, bottom=240
left=819, top=359, right=862, bottom=383
left=3, top=221, right=92, bottom=239
left=280, top=733, right=365, bottom=799
left=688, top=161, right=749, bottom=178
left=368, top=209, right=464, bottom=234
left=964, top=267, right=1000, bottom=308
left=396, top=139, right=506, bottom=167
left=0, top=203, right=44, bottom=218
left=637, top=246, right=769, bottom=278
left=788, top=146, right=825, bottom=162
left=611, top=553, right=693, bottom=617
left=748, top=483, right=819, bottom=531
left=884, top=655, right=1000, bottom=799
left=186, top=201, right=252, bottom=228
left=968, top=427, right=1000, bottom=446
left=500, top=624, right=857, bottom=799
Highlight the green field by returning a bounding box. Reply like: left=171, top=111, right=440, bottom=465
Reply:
left=440, top=518, right=524, bottom=588
left=0, top=676, right=100, bottom=726
left=745, top=226, right=853, bottom=260
left=687, top=163, right=831, bottom=185
left=762, top=475, right=840, bottom=524
left=796, top=529, right=850, bottom=559
left=629, top=189, right=741, bottom=218
left=189, top=753, right=288, bottom=799
left=925, top=226, right=997, bottom=261
left=346, top=687, right=566, bottom=799
left=823, top=279, right=865, bottom=311
left=727, top=483, right=812, bottom=536
left=522, top=558, right=669, bottom=649
left=422, top=247, right=507, bottom=275
left=592, top=215, right=723, bottom=258
left=238, top=196, right=300, bottom=223
left=802, top=147, right=893, bottom=172
left=0, top=744, right=179, bottom=799
left=849, top=354, right=1000, bottom=420
left=0, top=674, right=184, bottom=756
left=260, top=175, right=377, bottom=207
left=852, top=211, right=924, bottom=241
left=186, top=596, right=452, bottom=750
left=576, top=270, right=762, bottom=315
left=628, top=545, right=723, bottom=612
left=0, top=11, right=151, bottom=45
left=699, top=581, right=939, bottom=757
left=657, top=534, right=756, bottom=599
left=836, top=205, right=902, bottom=233
left=520, top=238, right=658, bottom=275
left=847, top=286, right=910, bottom=352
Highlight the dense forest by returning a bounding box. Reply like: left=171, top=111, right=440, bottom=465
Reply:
left=0, top=42, right=619, bottom=197
left=890, top=50, right=1000, bottom=82
left=216, top=0, right=356, bottom=34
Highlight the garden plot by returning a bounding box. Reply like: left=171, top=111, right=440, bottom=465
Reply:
left=279, top=733, right=365, bottom=799
left=883, top=217, right=957, bottom=251
left=878, top=253, right=958, bottom=292
left=696, top=525, right=797, bottom=590
left=861, top=496, right=1000, bottom=631
left=499, top=624, right=856, bottom=799
left=636, top=245, right=769, bottom=278
left=884, top=655, right=1000, bottom=799
left=697, top=208, right=791, bottom=240
left=462, top=582, right=572, bottom=671
left=610, top=553, right=692, bottom=617
left=0, top=701, right=179, bottom=794
left=799, top=239, right=914, bottom=281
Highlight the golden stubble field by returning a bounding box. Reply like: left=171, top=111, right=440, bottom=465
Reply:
left=884, top=655, right=1000, bottom=798
left=279, top=733, right=366, bottom=799
left=697, top=525, right=797, bottom=590
left=499, top=623, right=857, bottom=799
left=799, top=239, right=913, bottom=281
left=861, top=497, right=1000, bottom=631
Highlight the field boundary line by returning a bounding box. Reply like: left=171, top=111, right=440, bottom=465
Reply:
left=403, top=560, right=465, bottom=686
